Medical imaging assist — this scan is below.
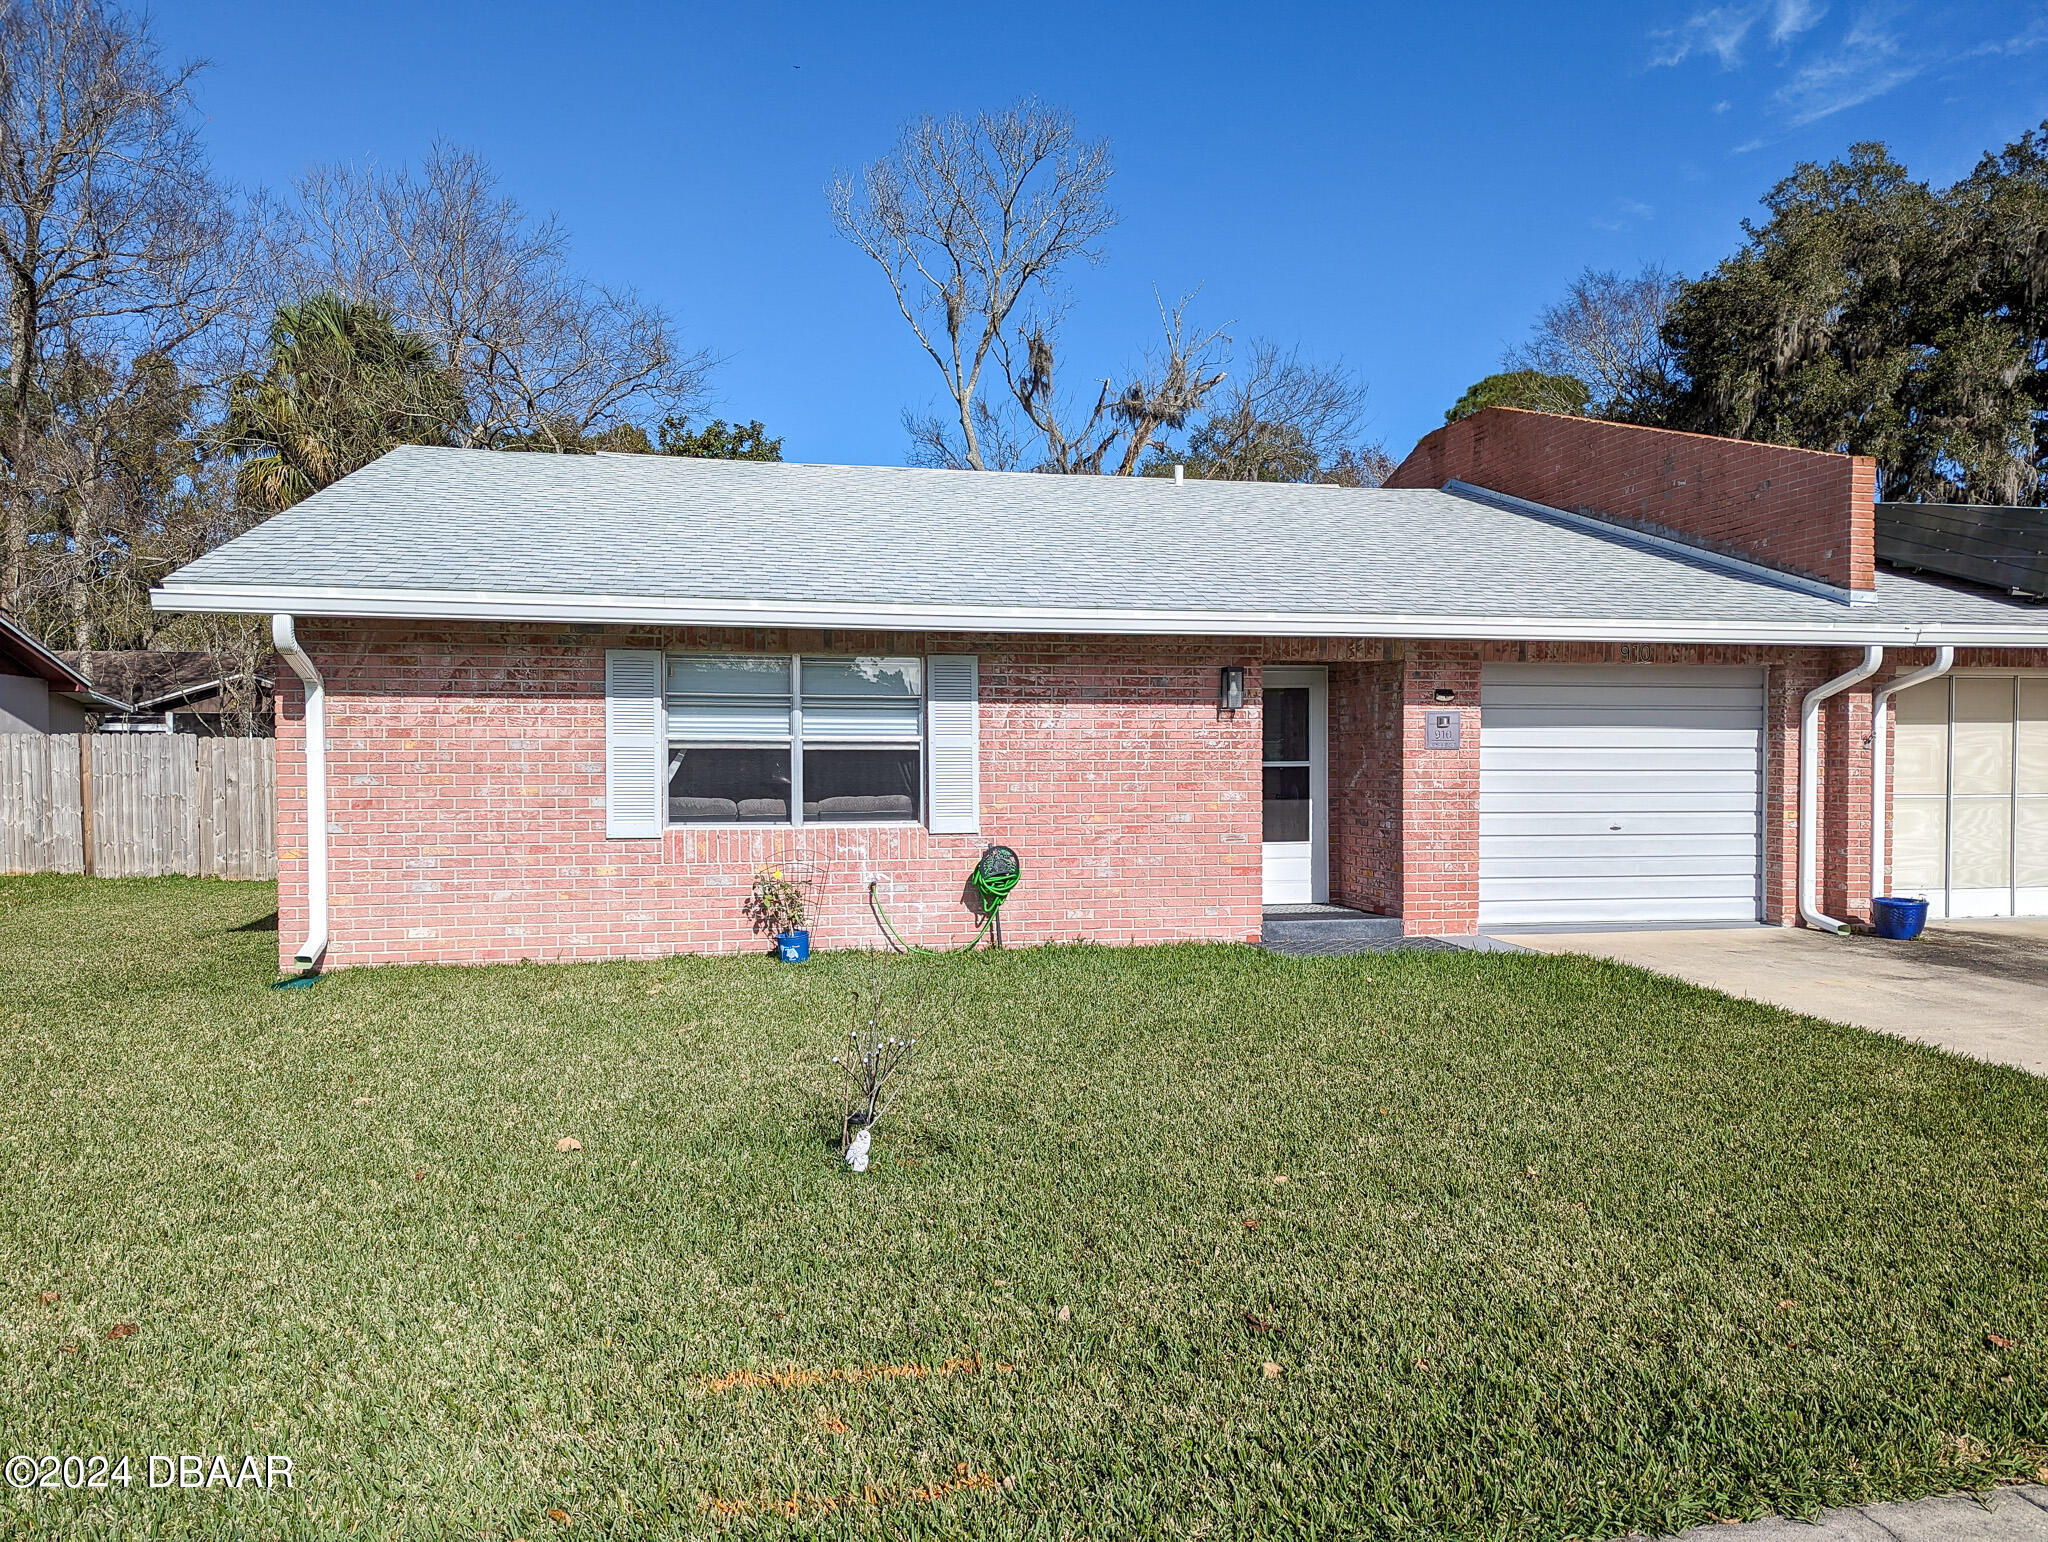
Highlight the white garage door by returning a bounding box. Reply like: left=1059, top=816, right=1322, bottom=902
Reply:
left=1479, top=665, right=1764, bottom=928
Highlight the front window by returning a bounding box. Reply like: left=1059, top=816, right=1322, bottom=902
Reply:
left=664, top=654, right=923, bottom=825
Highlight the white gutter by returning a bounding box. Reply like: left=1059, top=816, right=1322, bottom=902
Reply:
left=150, top=583, right=2048, bottom=648
left=1798, top=646, right=1885, bottom=935
left=271, top=615, right=328, bottom=968
left=1869, top=647, right=1954, bottom=902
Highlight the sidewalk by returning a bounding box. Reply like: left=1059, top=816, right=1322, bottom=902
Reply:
left=1662, top=1484, right=2048, bottom=1540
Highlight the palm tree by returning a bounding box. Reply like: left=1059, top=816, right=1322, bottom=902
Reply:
left=222, top=293, right=464, bottom=512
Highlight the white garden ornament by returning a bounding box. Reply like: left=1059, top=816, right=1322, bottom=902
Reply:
left=845, top=1126, right=872, bottom=1173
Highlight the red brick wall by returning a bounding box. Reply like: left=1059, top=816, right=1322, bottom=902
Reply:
left=276, top=621, right=1287, bottom=968
left=1386, top=408, right=1877, bottom=593
left=269, top=620, right=2040, bottom=968
left=1328, top=661, right=1404, bottom=914
left=1396, top=645, right=1484, bottom=932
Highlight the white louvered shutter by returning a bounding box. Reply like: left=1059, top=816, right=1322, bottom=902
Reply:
left=605, top=649, right=663, bottom=838
left=925, top=655, right=980, bottom=834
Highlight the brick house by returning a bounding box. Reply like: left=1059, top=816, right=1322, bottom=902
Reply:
left=152, top=408, right=2048, bottom=971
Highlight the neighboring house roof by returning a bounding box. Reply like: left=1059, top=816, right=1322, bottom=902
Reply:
left=55, top=651, right=275, bottom=713
left=0, top=613, right=132, bottom=709
left=154, top=445, right=2048, bottom=647
left=1876, top=502, right=2048, bottom=600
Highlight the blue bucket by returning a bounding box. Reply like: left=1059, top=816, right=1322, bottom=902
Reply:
left=1870, top=896, right=1929, bottom=941
left=776, top=929, right=811, bottom=962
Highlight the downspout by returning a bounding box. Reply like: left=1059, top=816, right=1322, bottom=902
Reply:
left=1870, top=646, right=1954, bottom=902
left=272, top=615, right=328, bottom=967
left=1798, top=646, right=1884, bottom=935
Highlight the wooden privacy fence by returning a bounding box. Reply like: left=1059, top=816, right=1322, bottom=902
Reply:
left=0, top=735, right=276, bottom=879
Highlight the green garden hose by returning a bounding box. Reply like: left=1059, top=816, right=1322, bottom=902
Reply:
left=869, top=845, right=1021, bottom=954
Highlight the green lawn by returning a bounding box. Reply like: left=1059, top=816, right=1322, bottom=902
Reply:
left=1, top=876, right=2044, bottom=1541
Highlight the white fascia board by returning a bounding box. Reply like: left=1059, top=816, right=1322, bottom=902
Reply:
left=150, top=582, right=2048, bottom=649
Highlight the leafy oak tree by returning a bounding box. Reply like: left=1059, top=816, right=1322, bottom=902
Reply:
left=1446, top=370, right=1590, bottom=424
left=1655, top=130, right=2048, bottom=503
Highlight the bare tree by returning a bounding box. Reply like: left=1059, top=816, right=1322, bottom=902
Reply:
left=902, top=398, right=1031, bottom=472
left=284, top=143, right=713, bottom=450
left=1173, top=342, right=1378, bottom=481
left=1003, top=295, right=1229, bottom=474
left=1506, top=265, right=1683, bottom=420
left=830, top=100, right=1116, bottom=472
left=0, top=0, right=251, bottom=614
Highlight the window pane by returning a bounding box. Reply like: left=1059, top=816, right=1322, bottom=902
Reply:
left=1263, top=764, right=1310, bottom=841
left=1953, top=678, right=2014, bottom=796
left=1264, top=687, right=1309, bottom=763
left=1950, top=797, right=2012, bottom=889
left=801, top=656, right=921, bottom=698
left=2019, top=799, right=2048, bottom=887
left=1890, top=796, right=1946, bottom=891
left=802, top=746, right=919, bottom=822
left=668, top=747, right=790, bottom=823
left=667, top=654, right=792, bottom=741
left=1891, top=679, right=1949, bottom=796
left=802, top=702, right=923, bottom=741
left=667, top=655, right=790, bottom=697
left=2020, top=679, right=2048, bottom=797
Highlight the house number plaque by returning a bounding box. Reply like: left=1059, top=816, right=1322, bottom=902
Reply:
left=1425, top=710, right=1462, bottom=750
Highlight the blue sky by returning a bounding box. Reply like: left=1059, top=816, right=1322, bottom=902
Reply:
left=158, top=0, right=2048, bottom=466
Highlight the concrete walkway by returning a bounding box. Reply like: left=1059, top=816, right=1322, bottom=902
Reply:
left=1660, top=1483, right=2048, bottom=1540
left=1511, top=921, right=2048, bottom=1076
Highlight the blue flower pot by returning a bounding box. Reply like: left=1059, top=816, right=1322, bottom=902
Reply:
left=776, top=929, right=811, bottom=962
left=1870, top=896, right=1929, bottom=941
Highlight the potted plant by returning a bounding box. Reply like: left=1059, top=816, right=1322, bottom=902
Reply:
left=746, top=866, right=811, bottom=961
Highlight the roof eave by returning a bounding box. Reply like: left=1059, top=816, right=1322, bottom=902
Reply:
left=0, top=613, right=98, bottom=692
left=151, top=581, right=2048, bottom=650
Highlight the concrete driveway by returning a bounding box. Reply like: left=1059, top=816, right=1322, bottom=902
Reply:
left=1510, top=920, right=2048, bottom=1076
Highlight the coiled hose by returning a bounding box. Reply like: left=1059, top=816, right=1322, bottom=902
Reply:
left=869, top=844, right=1021, bottom=953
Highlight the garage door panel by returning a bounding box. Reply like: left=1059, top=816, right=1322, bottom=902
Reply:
left=1482, top=707, right=1764, bottom=735
left=1480, top=873, right=1760, bottom=901
left=1481, top=894, right=1761, bottom=926
left=1482, top=745, right=1761, bottom=772
left=1480, top=769, right=1758, bottom=795
left=1480, top=810, right=1761, bottom=838
left=1481, top=854, right=1761, bottom=880
left=1479, top=664, right=1762, bottom=929
left=1482, top=834, right=1761, bottom=862
left=1481, top=789, right=1760, bottom=814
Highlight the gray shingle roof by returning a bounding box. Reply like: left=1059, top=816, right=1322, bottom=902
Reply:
left=155, top=445, right=2048, bottom=644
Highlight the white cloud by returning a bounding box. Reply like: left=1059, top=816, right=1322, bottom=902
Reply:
left=1767, top=0, right=1829, bottom=44
left=1591, top=199, right=1659, bottom=231
left=1770, top=9, right=1920, bottom=126
left=1650, top=0, right=1827, bottom=66
left=1650, top=4, right=1764, bottom=66
left=1654, top=1, right=2048, bottom=143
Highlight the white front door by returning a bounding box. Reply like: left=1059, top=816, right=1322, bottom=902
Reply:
left=1262, top=667, right=1328, bottom=905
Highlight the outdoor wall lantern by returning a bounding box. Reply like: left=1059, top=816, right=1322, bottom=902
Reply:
left=1219, top=666, right=1246, bottom=711
left=1433, top=687, right=1457, bottom=702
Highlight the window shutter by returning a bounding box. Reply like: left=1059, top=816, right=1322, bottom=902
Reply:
left=925, top=654, right=979, bottom=834
left=605, top=649, right=663, bottom=838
